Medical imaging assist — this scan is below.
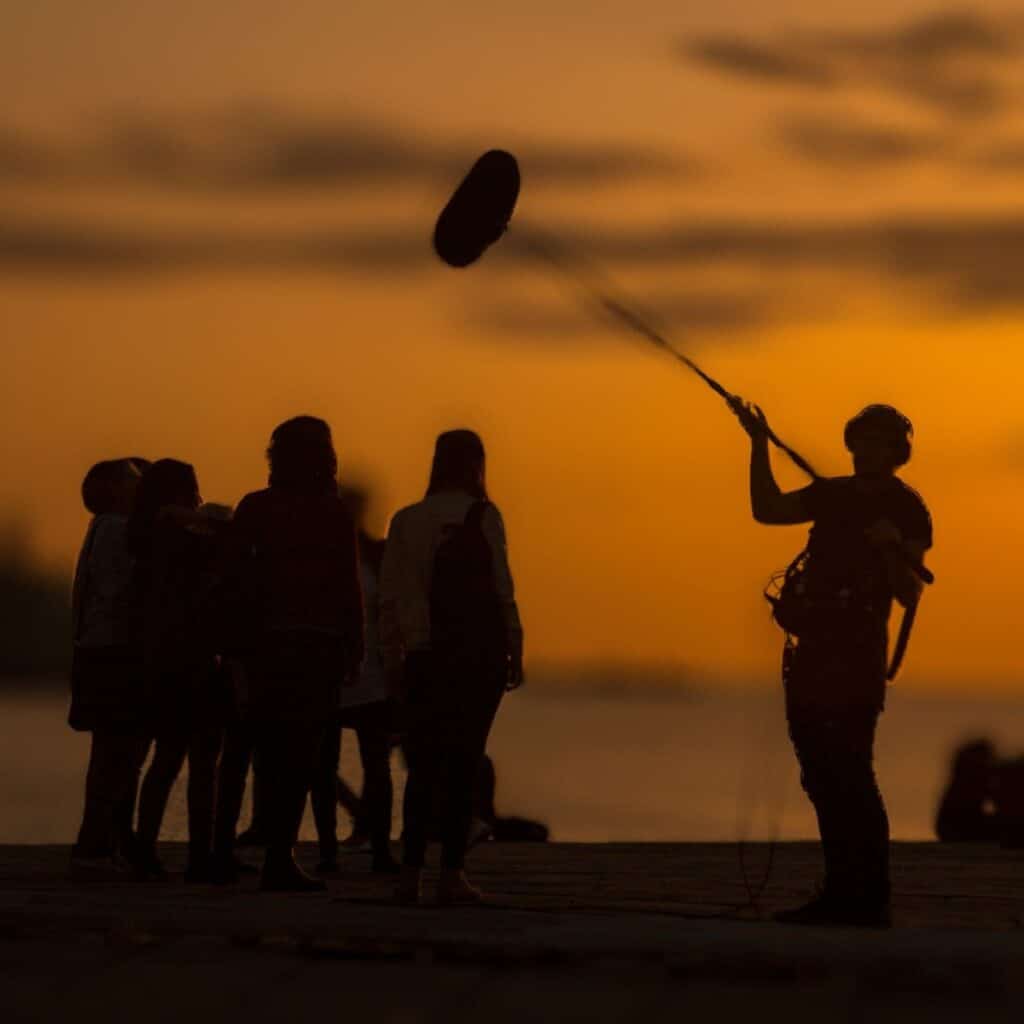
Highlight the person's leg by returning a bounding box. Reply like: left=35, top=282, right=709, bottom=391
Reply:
left=212, top=719, right=252, bottom=863
left=400, top=658, right=444, bottom=880
left=135, top=729, right=189, bottom=874
left=73, top=730, right=137, bottom=860
left=783, top=699, right=889, bottom=925
left=310, top=720, right=341, bottom=869
left=825, top=706, right=889, bottom=905
left=235, top=745, right=269, bottom=844
left=259, top=719, right=326, bottom=891
left=113, top=735, right=151, bottom=861
left=474, top=754, right=497, bottom=825
left=184, top=717, right=223, bottom=878
left=354, top=703, right=397, bottom=871
left=437, top=746, right=478, bottom=872
left=787, top=708, right=841, bottom=888
left=401, top=739, right=437, bottom=868
left=437, top=666, right=504, bottom=902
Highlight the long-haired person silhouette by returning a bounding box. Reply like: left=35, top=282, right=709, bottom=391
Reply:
left=130, top=459, right=229, bottom=881
left=380, top=429, right=524, bottom=906
left=222, top=417, right=364, bottom=892
left=731, top=400, right=932, bottom=928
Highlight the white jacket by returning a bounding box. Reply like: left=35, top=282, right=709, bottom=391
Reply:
left=379, top=491, right=522, bottom=655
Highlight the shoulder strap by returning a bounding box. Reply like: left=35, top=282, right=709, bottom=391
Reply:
left=463, top=500, right=491, bottom=529
left=887, top=599, right=918, bottom=681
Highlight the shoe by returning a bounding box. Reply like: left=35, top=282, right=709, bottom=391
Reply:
left=208, top=852, right=259, bottom=885
left=115, top=830, right=141, bottom=864
left=260, top=856, right=327, bottom=893
left=184, top=859, right=213, bottom=884
left=372, top=854, right=401, bottom=875
left=339, top=831, right=372, bottom=855
left=466, top=818, right=494, bottom=851
left=68, top=854, right=132, bottom=880
left=394, top=866, right=422, bottom=905
left=437, top=869, right=483, bottom=907
left=235, top=826, right=269, bottom=848
left=209, top=854, right=240, bottom=885
left=774, top=892, right=891, bottom=929
left=132, top=848, right=170, bottom=882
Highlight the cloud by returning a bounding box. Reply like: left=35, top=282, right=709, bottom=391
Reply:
left=824, top=11, right=1012, bottom=63
left=0, top=105, right=692, bottom=193
left=504, top=213, right=1024, bottom=315
left=681, top=39, right=834, bottom=87
left=470, top=289, right=776, bottom=341
left=969, top=138, right=1024, bottom=172
left=683, top=10, right=1020, bottom=119
left=779, top=116, right=946, bottom=167
left=0, top=129, right=62, bottom=182
left=8, top=207, right=1024, bottom=321
left=0, top=216, right=429, bottom=274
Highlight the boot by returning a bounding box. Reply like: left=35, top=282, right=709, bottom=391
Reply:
left=774, top=887, right=890, bottom=929
left=395, top=865, right=422, bottom=905
left=437, top=868, right=483, bottom=907
left=260, top=849, right=326, bottom=893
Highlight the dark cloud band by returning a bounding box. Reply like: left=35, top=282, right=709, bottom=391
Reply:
left=0, top=107, right=692, bottom=192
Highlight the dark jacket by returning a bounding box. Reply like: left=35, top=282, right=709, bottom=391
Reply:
left=223, top=487, right=365, bottom=671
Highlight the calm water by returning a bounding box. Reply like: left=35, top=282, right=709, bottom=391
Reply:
left=3, top=681, right=1024, bottom=843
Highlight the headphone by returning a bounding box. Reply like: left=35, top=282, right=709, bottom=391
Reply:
left=843, top=404, right=913, bottom=466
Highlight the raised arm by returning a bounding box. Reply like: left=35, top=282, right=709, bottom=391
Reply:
left=730, top=398, right=812, bottom=526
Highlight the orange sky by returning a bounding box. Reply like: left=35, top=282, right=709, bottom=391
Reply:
left=3, top=1, right=1024, bottom=690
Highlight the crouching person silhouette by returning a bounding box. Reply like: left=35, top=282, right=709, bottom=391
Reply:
left=731, top=401, right=932, bottom=927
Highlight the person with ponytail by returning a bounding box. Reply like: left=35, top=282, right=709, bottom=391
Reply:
left=380, top=429, right=523, bottom=906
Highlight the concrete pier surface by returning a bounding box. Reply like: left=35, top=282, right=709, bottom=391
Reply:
left=2, top=842, right=1023, bottom=1021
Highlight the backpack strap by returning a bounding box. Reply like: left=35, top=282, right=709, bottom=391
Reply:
left=886, top=598, right=918, bottom=682
left=463, top=500, right=492, bottom=528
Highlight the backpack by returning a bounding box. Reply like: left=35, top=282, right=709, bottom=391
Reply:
left=764, top=546, right=884, bottom=640
left=429, top=501, right=506, bottom=660
left=765, top=546, right=917, bottom=681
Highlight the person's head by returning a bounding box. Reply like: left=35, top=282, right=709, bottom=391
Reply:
left=81, top=459, right=141, bottom=516
left=951, top=739, right=996, bottom=784
left=844, top=404, right=913, bottom=478
left=425, top=429, right=487, bottom=500
left=127, top=456, right=152, bottom=475
left=267, top=416, right=338, bottom=496
left=129, top=459, right=201, bottom=550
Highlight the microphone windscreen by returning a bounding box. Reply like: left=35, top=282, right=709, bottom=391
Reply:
left=433, top=150, right=520, bottom=268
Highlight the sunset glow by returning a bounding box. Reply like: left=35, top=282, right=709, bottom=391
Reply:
left=4, top=0, right=1024, bottom=688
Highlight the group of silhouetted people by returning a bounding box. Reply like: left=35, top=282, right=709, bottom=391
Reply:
left=71, top=398, right=938, bottom=925
left=70, top=418, right=529, bottom=903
